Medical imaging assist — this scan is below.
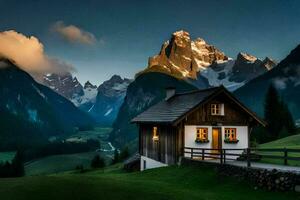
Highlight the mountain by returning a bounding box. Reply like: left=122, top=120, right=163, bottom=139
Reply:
left=42, top=72, right=131, bottom=125
left=139, top=30, right=275, bottom=91
left=139, top=30, right=228, bottom=79
left=42, top=73, right=84, bottom=100
left=0, top=58, right=94, bottom=149
left=200, top=52, right=276, bottom=90
left=84, top=75, right=131, bottom=125
left=235, top=44, right=300, bottom=123
left=110, top=72, right=197, bottom=148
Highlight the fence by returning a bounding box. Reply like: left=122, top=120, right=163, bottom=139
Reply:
left=184, top=147, right=300, bottom=167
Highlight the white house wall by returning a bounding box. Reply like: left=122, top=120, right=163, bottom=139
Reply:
left=140, top=155, right=167, bottom=171
left=184, top=125, right=248, bottom=159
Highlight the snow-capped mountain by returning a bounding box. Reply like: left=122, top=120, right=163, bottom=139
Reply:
left=85, top=75, right=132, bottom=125
left=200, top=52, right=276, bottom=90
left=42, top=73, right=131, bottom=125
left=139, top=30, right=276, bottom=91
left=42, top=73, right=84, bottom=100
left=71, top=81, right=98, bottom=107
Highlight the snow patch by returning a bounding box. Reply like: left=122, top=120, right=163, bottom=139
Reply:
left=104, top=108, right=113, bottom=116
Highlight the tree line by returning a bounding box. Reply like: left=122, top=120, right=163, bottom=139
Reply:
left=252, top=84, right=297, bottom=143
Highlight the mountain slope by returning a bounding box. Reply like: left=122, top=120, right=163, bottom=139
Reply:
left=234, top=44, right=300, bottom=121
left=110, top=72, right=197, bottom=148
left=0, top=58, right=94, bottom=149
left=83, top=75, right=131, bottom=125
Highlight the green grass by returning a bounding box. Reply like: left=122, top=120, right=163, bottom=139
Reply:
left=0, top=165, right=299, bottom=200
left=25, top=126, right=115, bottom=176
left=25, top=152, right=110, bottom=176
left=0, top=151, right=16, bottom=163
left=259, top=134, right=300, bottom=166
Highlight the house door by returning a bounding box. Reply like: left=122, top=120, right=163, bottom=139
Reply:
left=212, top=128, right=221, bottom=153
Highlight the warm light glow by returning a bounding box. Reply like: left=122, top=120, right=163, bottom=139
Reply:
left=196, top=128, right=208, bottom=141
left=152, top=126, right=159, bottom=141
left=225, top=128, right=237, bottom=141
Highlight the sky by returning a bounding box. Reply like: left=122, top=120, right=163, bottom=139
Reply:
left=1, top=0, right=300, bottom=85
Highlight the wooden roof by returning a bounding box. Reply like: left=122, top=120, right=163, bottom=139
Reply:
left=131, top=86, right=266, bottom=126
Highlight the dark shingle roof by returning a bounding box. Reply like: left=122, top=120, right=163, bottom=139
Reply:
left=131, top=87, right=221, bottom=124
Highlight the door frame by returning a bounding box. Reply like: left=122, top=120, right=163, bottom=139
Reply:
left=211, top=127, right=222, bottom=153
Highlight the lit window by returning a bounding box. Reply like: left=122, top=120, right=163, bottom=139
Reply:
left=152, top=126, right=159, bottom=141
left=195, top=128, right=208, bottom=142
left=224, top=128, right=237, bottom=141
left=211, top=104, right=223, bottom=115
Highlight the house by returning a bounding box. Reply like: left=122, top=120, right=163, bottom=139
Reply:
left=131, top=86, right=265, bottom=171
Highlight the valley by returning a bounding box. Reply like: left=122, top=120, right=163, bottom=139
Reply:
left=25, top=127, right=115, bottom=176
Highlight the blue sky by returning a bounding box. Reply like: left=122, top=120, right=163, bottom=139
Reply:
left=1, top=0, right=300, bottom=85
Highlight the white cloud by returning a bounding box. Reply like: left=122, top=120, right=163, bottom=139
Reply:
left=52, top=21, right=97, bottom=45
left=273, top=78, right=287, bottom=90
left=0, top=30, right=73, bottom=76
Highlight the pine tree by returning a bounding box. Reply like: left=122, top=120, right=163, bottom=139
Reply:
left=264, top=84, right=296, bottom=142
left=91, top=154, right=105, bottom=169
left=112, top=149, right=120, bottom=164
left=120, top=146, right=129, bottom=161
left=264, top=84, right=282, bottom=141
left=11, top=150, right=24, bottom=177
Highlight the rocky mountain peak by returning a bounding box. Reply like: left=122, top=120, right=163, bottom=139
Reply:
left=42, top=73, right=84, bottom=99
left=142, top=30, right=229, bottom=79
left=98, top=75, right=131, bottom=97
left=84, top=81, right=97, bottom=89
left=237, top=52, right=258, bottom=63
left=262, top=57, right=276, bottom=70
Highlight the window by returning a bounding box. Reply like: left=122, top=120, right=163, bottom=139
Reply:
left=211, top=104, right=223, bottom=115
left=152, top=126, right=159, bottom=141
left=195, top=128, right=209, bottom=143
left=224, top=128, right=237, bottom=142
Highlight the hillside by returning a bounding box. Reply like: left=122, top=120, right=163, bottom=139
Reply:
left=0, top=58, right=94, bottom=150
left=260, top=134, right=300, bottom=149
left=0, top=166, right=298, bottom=200
left=235, top=44, right=300, bottom=121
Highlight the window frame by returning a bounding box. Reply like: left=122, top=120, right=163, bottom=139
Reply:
left=224, top=128, right=238, bottom=142
left=211, top=103, right=224, bottom=116
left=195, top=127, right=209, bottom=143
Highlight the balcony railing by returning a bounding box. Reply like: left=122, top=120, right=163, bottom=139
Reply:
left=184, top=147, right=300, bottom=167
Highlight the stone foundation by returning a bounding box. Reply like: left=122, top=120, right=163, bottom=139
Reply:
left=181, top=158, right=300, bottom=192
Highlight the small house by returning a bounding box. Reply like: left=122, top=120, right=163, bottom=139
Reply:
left=131, top=86, right=265, bottom=171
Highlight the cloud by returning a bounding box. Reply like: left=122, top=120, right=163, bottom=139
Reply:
left=52, top=21, right=97, bottom=45
left=0, top=30, right=73, bottom=76
left=273, top=78, right=287, bottom=90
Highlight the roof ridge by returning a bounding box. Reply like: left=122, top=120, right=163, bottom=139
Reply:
left=174, top=86, right=222, bottom=96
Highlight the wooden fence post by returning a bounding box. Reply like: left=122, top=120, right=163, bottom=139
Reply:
left=284, top=148, right=288, bottom=166
left=220, top=149, right=223, bottom=164
left=202, top=149, right=204, bottom=160
left=191, top=148, right=193, bottom=159
left=223, top=149, right=226, bottom=164
left=247, top=148, right=251, bottom=167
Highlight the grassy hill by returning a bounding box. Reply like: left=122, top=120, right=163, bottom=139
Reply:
left=0, top=165, right=298, bottom=200
left=260, top=134, right=300, bottom=149
left=259, top=134, right=300, bottom=166
left=0, top=152, right=16, bottom=163
left=25, top=127, right=115, bottom=176
left=25, top=152, right=101, bottom=176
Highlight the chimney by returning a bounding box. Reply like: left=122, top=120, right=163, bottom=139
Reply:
left=165, top=87, right=176, bottom=100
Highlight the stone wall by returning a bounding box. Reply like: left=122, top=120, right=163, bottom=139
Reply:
left=181, top=158, right=300, bottom=192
